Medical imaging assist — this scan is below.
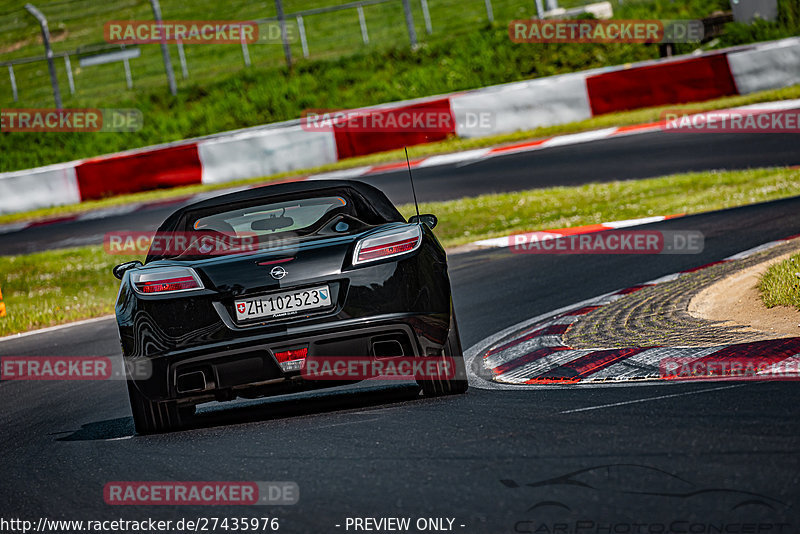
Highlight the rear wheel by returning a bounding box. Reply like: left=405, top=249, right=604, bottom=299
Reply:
left=127, top=380, right=185, bottom=435
left=419, top=313, right=469, bottom=396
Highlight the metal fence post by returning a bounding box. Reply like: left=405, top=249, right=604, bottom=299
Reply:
left=123, top=57, right=133, bottom=89
left=546, top=0, right=558, bottom=9
left=24, top=3, right=62, bottom=109
left=401, top=0, right=417, bottom=46
left=64, top=55, right=75, bottom=94
left=117, top=44, right=134, bottom=89
left=149, top=0, right=177, bottom=96
left=420, top=0, right=432, bottom=34
left=484, top=0, right=494, bottom=22
left=357, top=5, right=370, bottom=44
left=275, top=0, right=293, bottom=68
left=176, top=40, right=189, bottom=78
left=297, top=16, right=310, bottom=58
left=240, top=33, right=251, bottom=66
left=534, top=0, right=545, bottom=18
left=8, top=66, right=18, bottom=102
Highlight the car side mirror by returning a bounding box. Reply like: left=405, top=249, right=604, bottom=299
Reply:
left=113, top=261, right=143, bottom=280
left=409, top=214, right=438, bottom=229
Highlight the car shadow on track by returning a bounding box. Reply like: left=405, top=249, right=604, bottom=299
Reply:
left=56, top=382, right=426, bottom=441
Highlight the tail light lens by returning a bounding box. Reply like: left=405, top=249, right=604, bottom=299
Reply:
left=353, top=225, right=422, bottom=265
left=131, top=267, right=204, bottom=295
left=275, top=347, right=308, bottom=372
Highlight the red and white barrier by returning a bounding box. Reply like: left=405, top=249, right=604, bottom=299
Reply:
left=76, top=144, right=202, bottom=200
left=333, top=97, right=455, bottom=158
left=3, top=38, right=800, bottom=216
left=727, top=38, right=800, bottom=94
left=198, top=126, right=337, bottom=185
left=451, top=71, right=596, bottom=137
left=585, top=53, right=738, bottom=115
left=0, top=163, right=80, bottom=214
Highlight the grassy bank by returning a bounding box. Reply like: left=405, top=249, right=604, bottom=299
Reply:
left=6, top=0, right=800, bottom=173
left=2, top=166, right=800, bottom=337
left=410, top=167, right=800, bottom=246
left=0, top=24, right=659, bottom=172
left=0, top=246, right=121, bottom=337
left=2, top=82, right=799, bottom=227
left=759, top=253, right=800, bottom=311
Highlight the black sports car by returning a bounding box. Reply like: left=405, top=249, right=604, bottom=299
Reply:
left=113, top=180, right=467, bottom=434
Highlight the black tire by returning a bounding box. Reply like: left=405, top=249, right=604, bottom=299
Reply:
left=419, top=313, right=469, bottom=396
left=127, top=380, right=185, bottom=435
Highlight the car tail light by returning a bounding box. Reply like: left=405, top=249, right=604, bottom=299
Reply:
left=353, top=225, right=422, bottom=265
left=275, top=347, right=308, bottom=372
left=131, top=267, right=204, bottom=295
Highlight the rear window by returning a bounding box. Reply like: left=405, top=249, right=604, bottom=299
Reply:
left=192, top=196, right=348, bottom=237
left=146, top=188, right=400, bottom=262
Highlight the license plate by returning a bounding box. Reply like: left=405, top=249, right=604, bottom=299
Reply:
left=235, top=285, right=332, bottom=321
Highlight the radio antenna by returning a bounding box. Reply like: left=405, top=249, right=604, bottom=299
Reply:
left=405, top=147, right=420, bottom=220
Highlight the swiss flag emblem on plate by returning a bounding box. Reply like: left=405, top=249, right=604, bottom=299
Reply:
left=237, top=303, right=246, bottom=314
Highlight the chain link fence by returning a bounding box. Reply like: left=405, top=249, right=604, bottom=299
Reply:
left=0, top=0, right=604, bottom=107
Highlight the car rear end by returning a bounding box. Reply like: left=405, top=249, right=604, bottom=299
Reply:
left=117, top=220, right=454, bottom=408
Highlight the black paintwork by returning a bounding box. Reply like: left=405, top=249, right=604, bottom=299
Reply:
left=115, top=182, right=454, bottom=405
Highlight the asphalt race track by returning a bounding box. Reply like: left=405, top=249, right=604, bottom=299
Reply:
left=3, top=129, right=800, bottom=255
left=2, top=193, right=800, bottom=531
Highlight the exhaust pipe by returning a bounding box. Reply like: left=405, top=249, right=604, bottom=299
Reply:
left=176, top=370, right=207, bottom=393
left=372, top=339, right=405, bottom=358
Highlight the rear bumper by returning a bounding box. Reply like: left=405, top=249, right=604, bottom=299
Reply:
left=125, top=311, right=449, bottom=403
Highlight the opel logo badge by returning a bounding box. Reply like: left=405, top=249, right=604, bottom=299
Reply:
left=270, top=266, right=288, bottom=280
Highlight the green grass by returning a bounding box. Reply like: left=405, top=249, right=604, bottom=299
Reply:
left=0, top=0, right=734, bottom=106
left=5, top=0, right=786, bottom=174
left=0, top=23, right=657, bottom=172
left=2, top=165, right=800, bottom=337
left=759, top=253, right=800, bottom=311
left=2, top=82, right=799, bottom=226
left=2, top=0, right=798, bottom=176
left=406, top=167, right=800, bottom=246
left=717, top=0, right=800, bottom=48
left=0, top=246, right=123, bottom=337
